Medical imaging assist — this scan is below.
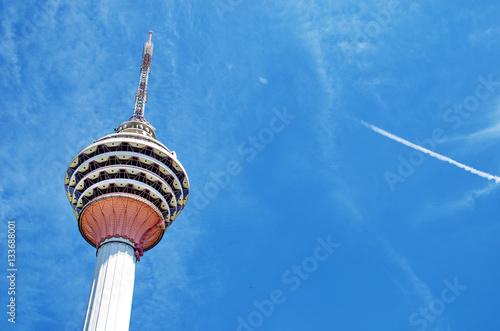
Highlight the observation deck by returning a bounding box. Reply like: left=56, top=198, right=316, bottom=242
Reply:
left=64, top=122, right=189, bottom=255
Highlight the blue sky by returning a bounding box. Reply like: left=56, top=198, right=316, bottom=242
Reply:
left=1, top=0, right=500, bottom=330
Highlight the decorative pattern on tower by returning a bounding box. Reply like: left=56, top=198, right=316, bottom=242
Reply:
left=64, top=31, right=189, bottom=260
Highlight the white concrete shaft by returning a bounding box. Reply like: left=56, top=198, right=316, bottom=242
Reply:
left=83, top=239, right=136, bottom=331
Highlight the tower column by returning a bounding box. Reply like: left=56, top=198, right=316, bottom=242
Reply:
left=83, top=238, right=137, bottom=331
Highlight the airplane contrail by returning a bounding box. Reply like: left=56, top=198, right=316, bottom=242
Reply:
left=361, top=120, right=500, bottom=183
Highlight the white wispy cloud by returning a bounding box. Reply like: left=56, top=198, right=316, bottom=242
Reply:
left=375, top=235, right=452, bottom=330
left=450, top=122, right=500, bottom=143
left=468, top=26, right=500, bottom=48
left=414, top=181, right=499, bottom=224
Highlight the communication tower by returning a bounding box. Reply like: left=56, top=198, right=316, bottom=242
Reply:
left=64, top=31, right=189, bottom=330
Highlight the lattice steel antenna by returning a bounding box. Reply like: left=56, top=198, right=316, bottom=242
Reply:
left=130, top=31, right=154, bottom=123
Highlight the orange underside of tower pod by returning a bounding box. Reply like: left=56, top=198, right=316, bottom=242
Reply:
left=80, top=196, right=164, bottom=251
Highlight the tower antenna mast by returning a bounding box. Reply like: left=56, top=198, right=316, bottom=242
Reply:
left=130, top=30, right=154, bottom=123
